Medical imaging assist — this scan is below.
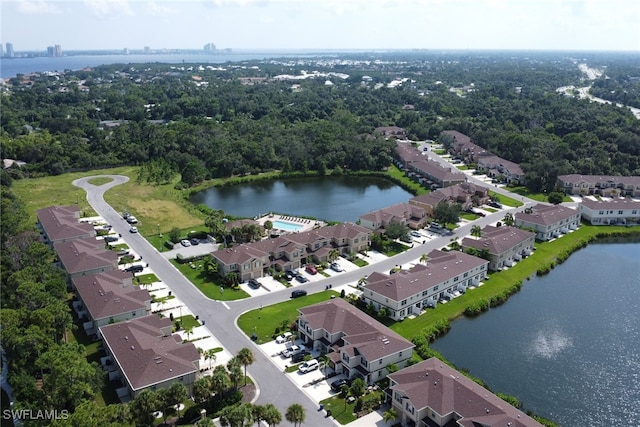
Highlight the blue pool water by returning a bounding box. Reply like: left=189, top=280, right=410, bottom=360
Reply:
left=272, top=220, right=304, bottom=232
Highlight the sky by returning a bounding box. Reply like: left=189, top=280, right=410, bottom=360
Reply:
left=1, top=0, right=639, bottom=52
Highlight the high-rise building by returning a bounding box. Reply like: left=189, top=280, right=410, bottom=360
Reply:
left=47, top=45, right=62, bottom=57
left=5, top=42, right=14, bottom=58
left=0, top=44, right=4, bottom=57
left=204, top=43, right=217, bottom=53
left=123, top=48, right=129, bottom=55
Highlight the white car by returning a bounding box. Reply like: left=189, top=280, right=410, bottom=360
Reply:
left=330, top=262, right=344, bottom=272
left=298, top=359, right=319, bottom=373
left=281, top=345, right=301, bottom=358
left=276, top=332, right=293, bottom=344
left=129, top=226, right=138, bottom=233
left=180, top=239, right=191, bottom=247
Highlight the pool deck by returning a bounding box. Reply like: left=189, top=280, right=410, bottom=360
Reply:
left=256, top=213, right=325, bottom=234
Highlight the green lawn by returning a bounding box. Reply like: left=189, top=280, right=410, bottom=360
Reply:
left=455, top=164, right=470, bottom=170
left=384, top=165, right=429, bottom=196
left=147, top=228, right=212, bottom=252
left=352, top=258, right=369, bottom=267
left=490, top=191, right=523, bottom=207
left=169, top=259, right=250, bottom=301
left=87, top=177, right=115, bottom=186
left=134, top=273, right=160, bottom=285
left=175, top=314, right=201, bottom=329
left=320, top=396, right=357, bottom=424
left=460, top=212, right=480, bottom=221
left=507, top=186, right=573, bottom=203
left=433, top=149, right=447, bottom=155
left=483, top=207, right=498, bottom=213
left=381, top=241, right=412, bottom=257
left=237, top=291, right=339, bottom=343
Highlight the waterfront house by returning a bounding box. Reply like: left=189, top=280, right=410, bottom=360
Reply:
left=71, top=270, right=152, bottom=337
left=296, top=298, right=414, bottom=384
left=359, top=202, right=428, bottom=231
left=394, top=141, right=466, bottom=189
left=99, top=315, right=200, bottom=401
left=410, top=182, right=490, bottom=216
left=514, top=204, right=580, bottom=241
left=362, top=250, right=488, bottom=320
left=36, top=205, right=96, bottom=247
left=579, top=198, right=640, bottom=225
left=388, top=357, right=543, bottom=427
left=461, top=225, right=535, bottom=271
left=557, top=174, right=640, bottom=197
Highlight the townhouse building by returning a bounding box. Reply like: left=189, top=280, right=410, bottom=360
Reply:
left=71, top=270, right=152, bottom=337
left=99, top=315, right=200, bottom=401
left=296, top=298, right=414, bottom=384
left=388, top=358, right=543, bottom=427
left=359, top=202, right=428, bottom=231
left=54, top=236, right=119, bottom=279
left=394, top=141, right=466, bottom=189
left=362, top=250, right=488, bottom=320
left=211, top=223, right=370, bottom=281
left=461, top=225, right=535, bottom=271
left=514, top=204, right=580, bottom=241
left=579, top=198, right=640, bottom=225
left=36, top=205, right=95, bottom=247
left=557, top=174, right=640, bottom=197
left=410, top=182, right=490, bottom=216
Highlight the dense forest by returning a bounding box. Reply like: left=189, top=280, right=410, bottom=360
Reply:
left=1, top=51, right=639, bottom=193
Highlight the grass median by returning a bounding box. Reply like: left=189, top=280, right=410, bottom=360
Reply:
left=169, top=259, right=250, bottom=301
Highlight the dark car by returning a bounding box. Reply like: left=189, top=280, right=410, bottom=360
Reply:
left=247, top=279, right=261, bottom=289
left=190, top=238, right=200, bottom=245
left=125, top=265, right=144, bottom=273
left=291, top=289, right=307, bottom=298
left=291, top=351, right=310, bottom=363
left=330, top=378, right=351, bottom=392
left=103, top=235, right=119, bottom=243
left=295, top=275, right=309, bottom=283
left=285, top=269, right=297, bottom=280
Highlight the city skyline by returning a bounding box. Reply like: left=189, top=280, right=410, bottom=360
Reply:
left=1, top=0, right=639, bottom=52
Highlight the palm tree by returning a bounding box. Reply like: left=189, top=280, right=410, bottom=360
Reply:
left=503, top=212, right=515, bottom=227
left=184, top=325, right=194, bottom=342
left=204, top=348, right=217, bottom=370
left=449, top=240, right=461, bottom=251
left=165, top=382, right=188, bottom=419
left=318, top=354, right=329, bottom=377
left=236, top=347, right=256, bottom=386
left=471, top=225, right=482, bottom=239
left=285, top=404, right=306, bottom=427
left=382, top=407, right=398, bottom=425
left=263, top=403, right=282, bottom=427
left=225, top=272, right=240, bottom=287
left=211, top=365, right=231, bottom=400
left=192, top=376, right=213, bottom=405
left=328, top=248, right=339, bottom=262
left=419, top=253, right=429, bottom=265
left=227, top=357, right=243, bottom=391
left=252, top=404, right=267, bottom=427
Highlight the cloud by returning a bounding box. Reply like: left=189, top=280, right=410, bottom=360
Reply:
left=147, top=1, right=175, bottom=15
left=16, top=0, right=62, bottom=14
left=84, top=0, right=135, bottom=18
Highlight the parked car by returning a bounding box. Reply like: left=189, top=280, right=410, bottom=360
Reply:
left=103, top=235, right=119, bottom=243
left=126, top=216, right=138, bottom=224
left=298, top=359, right=319, bottom=373
left=180, top=239, right=191, bottom=247
left=330, top=378, right=351, bottom=392
left=190, top=238, right=200, bottom=245
left=330, top=262, right=343, bottom=272
left=275, top=332, right=293, bottom=344
left=247, top=279, right=261, bottom=289
left=281, top=345, right=301, bottom=357
left=291, top=351, right=310, bottom=364
left=125, top=265, right=144, bottom=273
left=410, top=231, right=422, bottom=238
left=291, top=289, right=307, bottom=298
left=129, top=226, right=138, bottom=233
left=295, top=276, right=309, bottom=284
left=285, top=270, right=298, bottom=280
left=305, top=264, right=318, bottom=275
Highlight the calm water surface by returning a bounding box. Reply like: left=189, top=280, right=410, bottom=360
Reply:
left=431, top=242, right=640, bottom=427
left=189, top=176, right=414, bottom=223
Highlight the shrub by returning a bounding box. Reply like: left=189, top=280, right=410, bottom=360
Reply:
left=464, top=299, right=490, bottom=316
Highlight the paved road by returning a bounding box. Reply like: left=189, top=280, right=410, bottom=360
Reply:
left=73, top=175, right=333, bottom=426
left=73, top=171, right=535, bottom=424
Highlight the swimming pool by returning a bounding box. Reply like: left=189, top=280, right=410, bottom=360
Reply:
left=272, top=220, right=304, bottom=232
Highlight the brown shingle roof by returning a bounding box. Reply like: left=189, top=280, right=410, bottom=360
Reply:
left=36, top=205, right=95, bottom=242
left=298, top=298, right=413, bottom=361
left=515, top=203, right=579, bottom=226
left=99, top=316, right=200, bottom=392
left=389, top=358, right=542, bottom=427
left=72, top=271, right=151, bottom=321
left=580, top=197, right=640, bottom=210
left=461, top=225, right=534, bottom=256
left=366, top=250, right=488, bottom=301
left=54, top=237, right=118, bottom=274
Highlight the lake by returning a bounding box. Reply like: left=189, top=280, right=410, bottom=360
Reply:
left=431, top=241, right=640, bottom=427
left=188, top=175, right=414, bottom=223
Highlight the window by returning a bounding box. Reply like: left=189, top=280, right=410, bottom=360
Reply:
left=633, top=210, right=637, bottom=215
left=599, top=211, right=604, bottom=215
left=401, top=299, right=407, bottom=306
left=342, top=353, right=349, bottom=362
left=454, top=276, right=459, bottom=282
left=422, top=290, right=428, bottom=297
left=463, top=272, right=468, bottom=278
left=433, top=286, right=439, bottom=291
left=618, top=210, right=623, bottom=215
